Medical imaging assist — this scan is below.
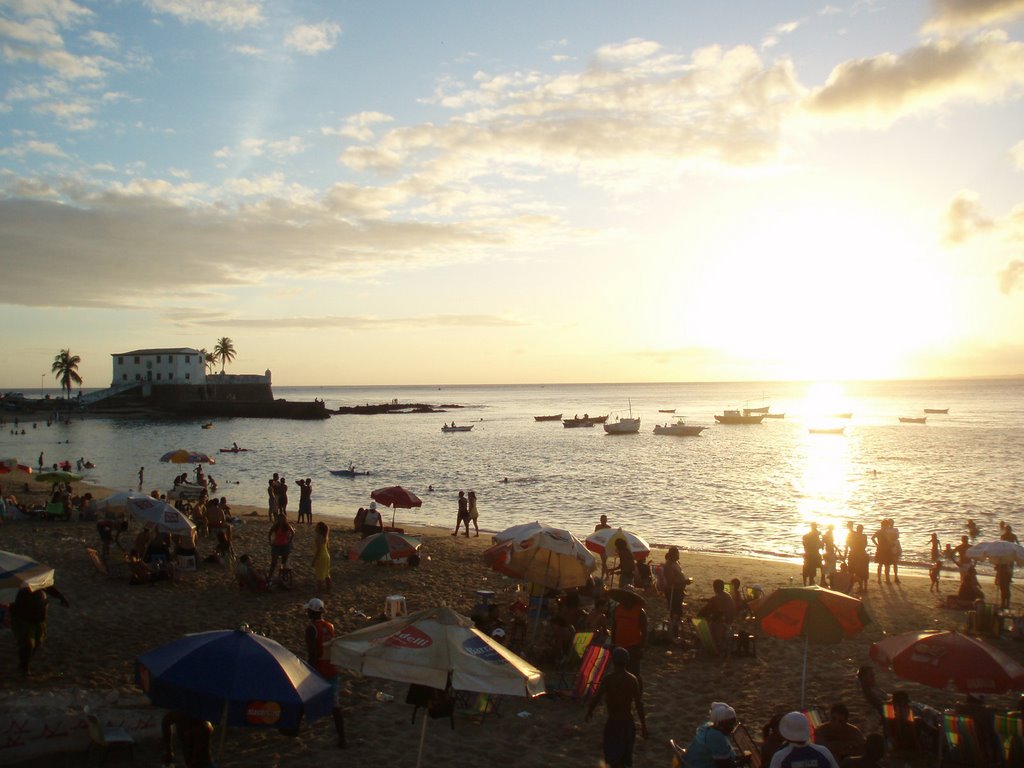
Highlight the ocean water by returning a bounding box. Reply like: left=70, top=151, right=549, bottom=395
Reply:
left=4, top=378, right=1022, bottom=565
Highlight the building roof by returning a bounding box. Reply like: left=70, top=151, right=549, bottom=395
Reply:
left=111, top=348, right=202, bottom=357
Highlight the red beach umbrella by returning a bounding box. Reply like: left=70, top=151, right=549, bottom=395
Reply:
left=160, top=449, right=216, bottom=465
left=370, top=486, right=422, bottom=529
left=755, top=586, right=871, bottom=706
left=870, top=630, right=1024, bottom=694
left=0, top=459, right=32, bottom=475
left=584, top=527, right=650, bottom=561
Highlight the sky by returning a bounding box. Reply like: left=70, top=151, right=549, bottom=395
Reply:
left=1, top=0, right=1023, bottom=389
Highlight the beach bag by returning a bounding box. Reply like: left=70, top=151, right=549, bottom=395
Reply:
left=406, top=680, right=456, bottom=729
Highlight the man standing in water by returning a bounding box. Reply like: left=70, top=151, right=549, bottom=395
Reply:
left=585, top=646, right=647, bottom=768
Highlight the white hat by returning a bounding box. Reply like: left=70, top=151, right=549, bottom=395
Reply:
left=369, top=501, right=377, bottom=510
left=710, top=702, right=736, bottom=724
left=779, top=711, right=811, bottom=743
left=305, top=598, right=325, bottom=612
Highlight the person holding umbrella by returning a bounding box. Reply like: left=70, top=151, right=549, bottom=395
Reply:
left=304, top=598, right=346, bottom=749
left=584, top=646, right=647, bottom=768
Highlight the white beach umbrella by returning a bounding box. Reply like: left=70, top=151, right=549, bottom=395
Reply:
left=331, top=606, right=544, bottom=768
left=95, top=491, right=153, bottom=514
left=966, top=540, right=1024, bottom=566
left=584, top=527, right=651, bottom=560
left=487, top=521, right=595, bottom=590
left=0, top=550, right=54, bottom=603
left=125, top=497, right=195, bottom=535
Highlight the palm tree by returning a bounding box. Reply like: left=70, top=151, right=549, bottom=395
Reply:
left=200, top=348, right=217, bottom=376
left=51, top=349, right=82, bottom=400
left=213, top=337, right=236, bottom=374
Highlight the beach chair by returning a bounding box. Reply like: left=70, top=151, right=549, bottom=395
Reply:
left=83, top=705, right=135, bottom=765
left=690, top=617, right=725, bottom=656
left=943, top=713, right=999, bottom=767
left=967, top=603, right=1002, bottom=636
left=995, top=713, right=1024, bottom=767
left=732, top=722, right=762, bottom=768
left=44, top=501, right=67, bottom=521
left=882, top=701, right=919, bottom=765
left=456, top=691, right=501, bottom=722
left=566, top=641, right=610, bottom=699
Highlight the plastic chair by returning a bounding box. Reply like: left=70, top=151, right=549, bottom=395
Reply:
left=83, top=706, right=134, bottom=765
left=385, top=595, right=407, bottom=618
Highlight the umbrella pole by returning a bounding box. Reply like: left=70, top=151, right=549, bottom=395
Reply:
left=415, top=709, right=428, bottom=768
left=800, top=635, right=808, bottom=708
left=217, top=701, right=229, bottom=757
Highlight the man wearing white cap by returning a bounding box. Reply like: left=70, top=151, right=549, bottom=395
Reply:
left=684, top=702, right=751, bottom=768
left=362, top=501, right=382, bottom=538
left=769, top=711, right=838, bottom=768
left=304, top=598, right=346, bottom=748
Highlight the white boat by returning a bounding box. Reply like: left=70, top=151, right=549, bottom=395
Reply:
left=441, top=424, right=473, bottom=432
left=653, top=418, right=706, bottom=436
left=604, top=401, right=640, bottom=434
left=714, top=409, right=765, bottom=424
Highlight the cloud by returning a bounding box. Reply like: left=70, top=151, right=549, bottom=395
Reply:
left=83, top=29, right=117, bottom=50
left=322, top=111, right=394, bottom=142
left=285, top=21, right=341, bottom=55
left=999, top=259, right=1024, bottom=293
left=806, top=33, right=1024, bottom=128
left=1, top=0, right=94, bottom=26
left=167, top=313, right=525, bottom=330
left=944, top=190, right=995, bottom=244
left=0, top=139, right=67, bottom=158
left=142, top=0, right=264, bottom=30
left=215, top=136, right=308, bottom=161
left=232, top=44, right=265, bottom=57
left=924, top=0, right=1024, bottom=33
left=1012, top=139, right=1024, bottom=170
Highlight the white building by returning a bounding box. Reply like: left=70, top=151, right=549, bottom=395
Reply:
left=110, top=348, right=207, bottom=386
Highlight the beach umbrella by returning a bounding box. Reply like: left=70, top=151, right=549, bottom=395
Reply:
left=0, top=550, right=55, bottom=603
left=966, top=540, right=1024, bottom=567
left=348, top=531, right=422, bottom=562
left=331, top=606, right=544, bottom=768
left=95, top=490, right=152, bottom=514
left=870, top=630, right=1024, bottom=694
left=0, top=459, right=32, bottom=475
left=34, top=470, right=81, bottom=483
left=159, top=450, right=216, bottom=465
left=136, top=627, right=332, bottom=734
left=755, top=586, right=871, bottom=706
left=125, top=496, right=196, bottom=535
left=584, top=527, right=651, bottom=561
left=370, top=485, right=422, bottom=529
left=487, top=521, right=595, bottom=590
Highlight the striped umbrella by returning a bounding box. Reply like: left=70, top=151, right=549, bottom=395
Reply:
left=584, top=527, right=651, bottom=561
left=0, top=550, right=55, bottom=603
left=349, top=531, right=422, bottom=562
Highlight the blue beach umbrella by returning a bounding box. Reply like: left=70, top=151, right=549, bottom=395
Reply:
left=135, top=627, right=332, bottom=731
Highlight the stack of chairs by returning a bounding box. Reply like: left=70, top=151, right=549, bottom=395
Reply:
left=942, top=713, right=1001, bottom=767
left=994, top=712, right=1024, bottom=767
left=967, top=603, right=1003, bottom=637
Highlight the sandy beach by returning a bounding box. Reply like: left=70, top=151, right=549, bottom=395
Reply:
left=2, top=480, right=1021, bottom=767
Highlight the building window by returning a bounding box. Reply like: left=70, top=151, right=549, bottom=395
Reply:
left=185, top=356, right=191, bottom=363
left=134, top=356, right=140, bottom=364
left=135, top=374, right=141, bottom=381
left=122, top=374, right=127, bottom=381
left=156, top=355, right=162, bottom=363
left=169, top=373, right=174, bottom=380
left=185, top=373, right=191, bottom=380
left=156, top=373, right=162, bottom=381
left=168, top=355, right=174, bottom=363
left=118, top=356, right=124, bottom=364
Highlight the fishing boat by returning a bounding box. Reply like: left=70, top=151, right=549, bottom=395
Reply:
left=587, top=415, right=609, bottom=424
left=653, top=418, right=706, bottom=436
left=441, top=424, right=474, bottom=432
left=809, top=427, right=845, bottom=435
left=218, top=447, right=249, bottom=453
left=201, top=422, right=214, bottom=429
left=534, top=413, right=563, bottom=422
left=658, top=409, right=676, bottom=414
left=924, top=408, right=949, bottom=414
left=714, top=409, right=765, bottom=424
left=604, top=402, right=641, bottom=435
left=330, top=466, right=371, bottom=477
left=899, top=416, right=927, bottom=424
left=742, top=406, right=770, bottom=416
left=563, top=417, right=595, bottom=428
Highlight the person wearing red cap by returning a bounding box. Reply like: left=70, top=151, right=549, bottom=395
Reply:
left=305, top=598, right=346, bottom=748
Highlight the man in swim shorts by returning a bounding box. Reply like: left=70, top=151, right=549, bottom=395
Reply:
left=585, top=646, right=647, bottom=768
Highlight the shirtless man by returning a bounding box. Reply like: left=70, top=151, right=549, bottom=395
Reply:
left=585, top=646, right=647, bottom=768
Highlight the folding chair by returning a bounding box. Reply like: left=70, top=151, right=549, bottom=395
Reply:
left=943, top=713, right=999, bottom=767
left=456, top=691, right=501, bottom=722
left=569, top=642, right=610, bottom=699
left=968, top=603, right=1002, bottom=637
left=83, top=705, right=135, bottom=765
left=995, top=712, right=1024, bottom=768
left=690, top=617, right=725, bottom=656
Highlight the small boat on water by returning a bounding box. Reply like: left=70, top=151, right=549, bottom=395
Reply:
left=534, top=414, right=563, bottom=422
left=832, top=413, right=853, bottom=419
left=743, top=406, right=770, bottom=416
left=924, top=408, right=949, bottom=414
left=201, top=422, right=214, bottom=429
left=588, top=415, right=608, bottom=424
left=441, top=424, right=473, bottom=432
left=219, top=447, right=249, bottom=453
left=604, top=402, right=641, bottom=435
left=654, top=418, right=706, bottom=436
left=330, top=466, right=371, bottom=477
left=809, top=427, right=845, bottom=435
left=714, top=409, right=765, bottom=424
left=563, top=418, right=596, bottom=428
left=658, top=409, right=676, bottom=413
left=899, top=416, right=927, bottom=424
